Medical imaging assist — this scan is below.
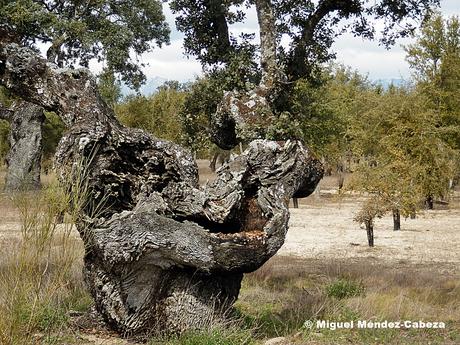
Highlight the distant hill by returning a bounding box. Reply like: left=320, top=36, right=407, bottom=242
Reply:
left=121, top=76, right=168, bottom=96
left=373, top=78, right=408, bottom=89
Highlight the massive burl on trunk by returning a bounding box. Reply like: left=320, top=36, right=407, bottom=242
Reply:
left=0, top=41, right=323, bottom=335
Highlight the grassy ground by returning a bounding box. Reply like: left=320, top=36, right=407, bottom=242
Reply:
left=0, top=191, right=90, bottom=345
left=0, top=166, right=459, bottom=344
left=236, top=256, right=460, bottom=345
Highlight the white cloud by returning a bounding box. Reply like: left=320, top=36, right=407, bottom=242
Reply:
left=332, top=0, right=458, bottom=80
left=142, top=55, right=202, bottom=81
left=332, top=34, right=413, bottom=80
left=440, top=0, right=460, bottom=16
left=140, top=39, right=202, bottom=81
left=334, top=42, right=411, bottom=80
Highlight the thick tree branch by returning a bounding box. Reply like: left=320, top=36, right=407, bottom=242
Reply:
left=206, top=0, right=231, bottom=59
left=3, top=101, right=44, bottom=191
left=287, top=0, right=360, bottom=79
left=210, top=0, right=282, bottom=148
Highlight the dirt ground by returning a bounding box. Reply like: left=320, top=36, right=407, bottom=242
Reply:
left=282, top=195, right=460, bottom=271
left=1, top=161, right=459, bottom=273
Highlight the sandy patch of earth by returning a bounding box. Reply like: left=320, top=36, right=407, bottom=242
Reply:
left=279, top=195, right=460, bottom=271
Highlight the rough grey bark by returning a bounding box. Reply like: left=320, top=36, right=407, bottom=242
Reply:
left=210, top=0, right=281, bottom=149
left=0, top=103, right=13, bottom=120
left=1, top=32, right=323, bottom=335
left=0, top=101, right=44, bottom=191
left=255, top=0, right=278, bottom=89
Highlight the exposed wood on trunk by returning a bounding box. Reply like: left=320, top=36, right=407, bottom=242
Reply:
left=0, top=40, right=323, bottom=335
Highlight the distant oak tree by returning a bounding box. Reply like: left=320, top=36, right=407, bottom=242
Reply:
left=1, top=0, right=170, bottom=88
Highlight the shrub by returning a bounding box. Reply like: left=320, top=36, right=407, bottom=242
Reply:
left=0, top=157, right=97, bottom=344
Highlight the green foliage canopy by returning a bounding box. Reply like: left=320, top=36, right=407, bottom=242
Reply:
left=115, top=83, right=186, bottom=144
left=1, top=0, right=170, bottom=88
left=172, top=0, right=440, bottom=152
left=348, top=87, right=458, bottom=220
left=171, top=0, right=440, bottom=82
left=405, top=13, right=460, bottom=150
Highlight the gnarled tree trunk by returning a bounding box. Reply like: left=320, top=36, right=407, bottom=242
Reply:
left=0, top=101, right=44, bottom=191
left=0, top=37, right=323, bottom=335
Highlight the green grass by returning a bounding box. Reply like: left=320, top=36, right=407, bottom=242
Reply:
left=234, top=256, right=460, bottom=344
left=326, top=279, right=364, bottom=299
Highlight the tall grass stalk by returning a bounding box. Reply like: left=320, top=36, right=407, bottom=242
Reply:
left=0, top=154, right=100, bottom=344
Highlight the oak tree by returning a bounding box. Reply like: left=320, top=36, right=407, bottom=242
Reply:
left=405, top=13, right=460, bottom=196
left=171, top=0, right=441, bottom=150
left=348, top=86, right=457, bottom=241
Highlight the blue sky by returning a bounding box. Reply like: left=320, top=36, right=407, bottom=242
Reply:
left=112, top=0, right=459, bottom=83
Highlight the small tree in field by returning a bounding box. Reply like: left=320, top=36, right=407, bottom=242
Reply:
left=354, top=196, right=387, bottom=247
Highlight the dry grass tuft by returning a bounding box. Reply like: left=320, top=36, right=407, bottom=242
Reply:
left=0, top=157, right=97, bottom=345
